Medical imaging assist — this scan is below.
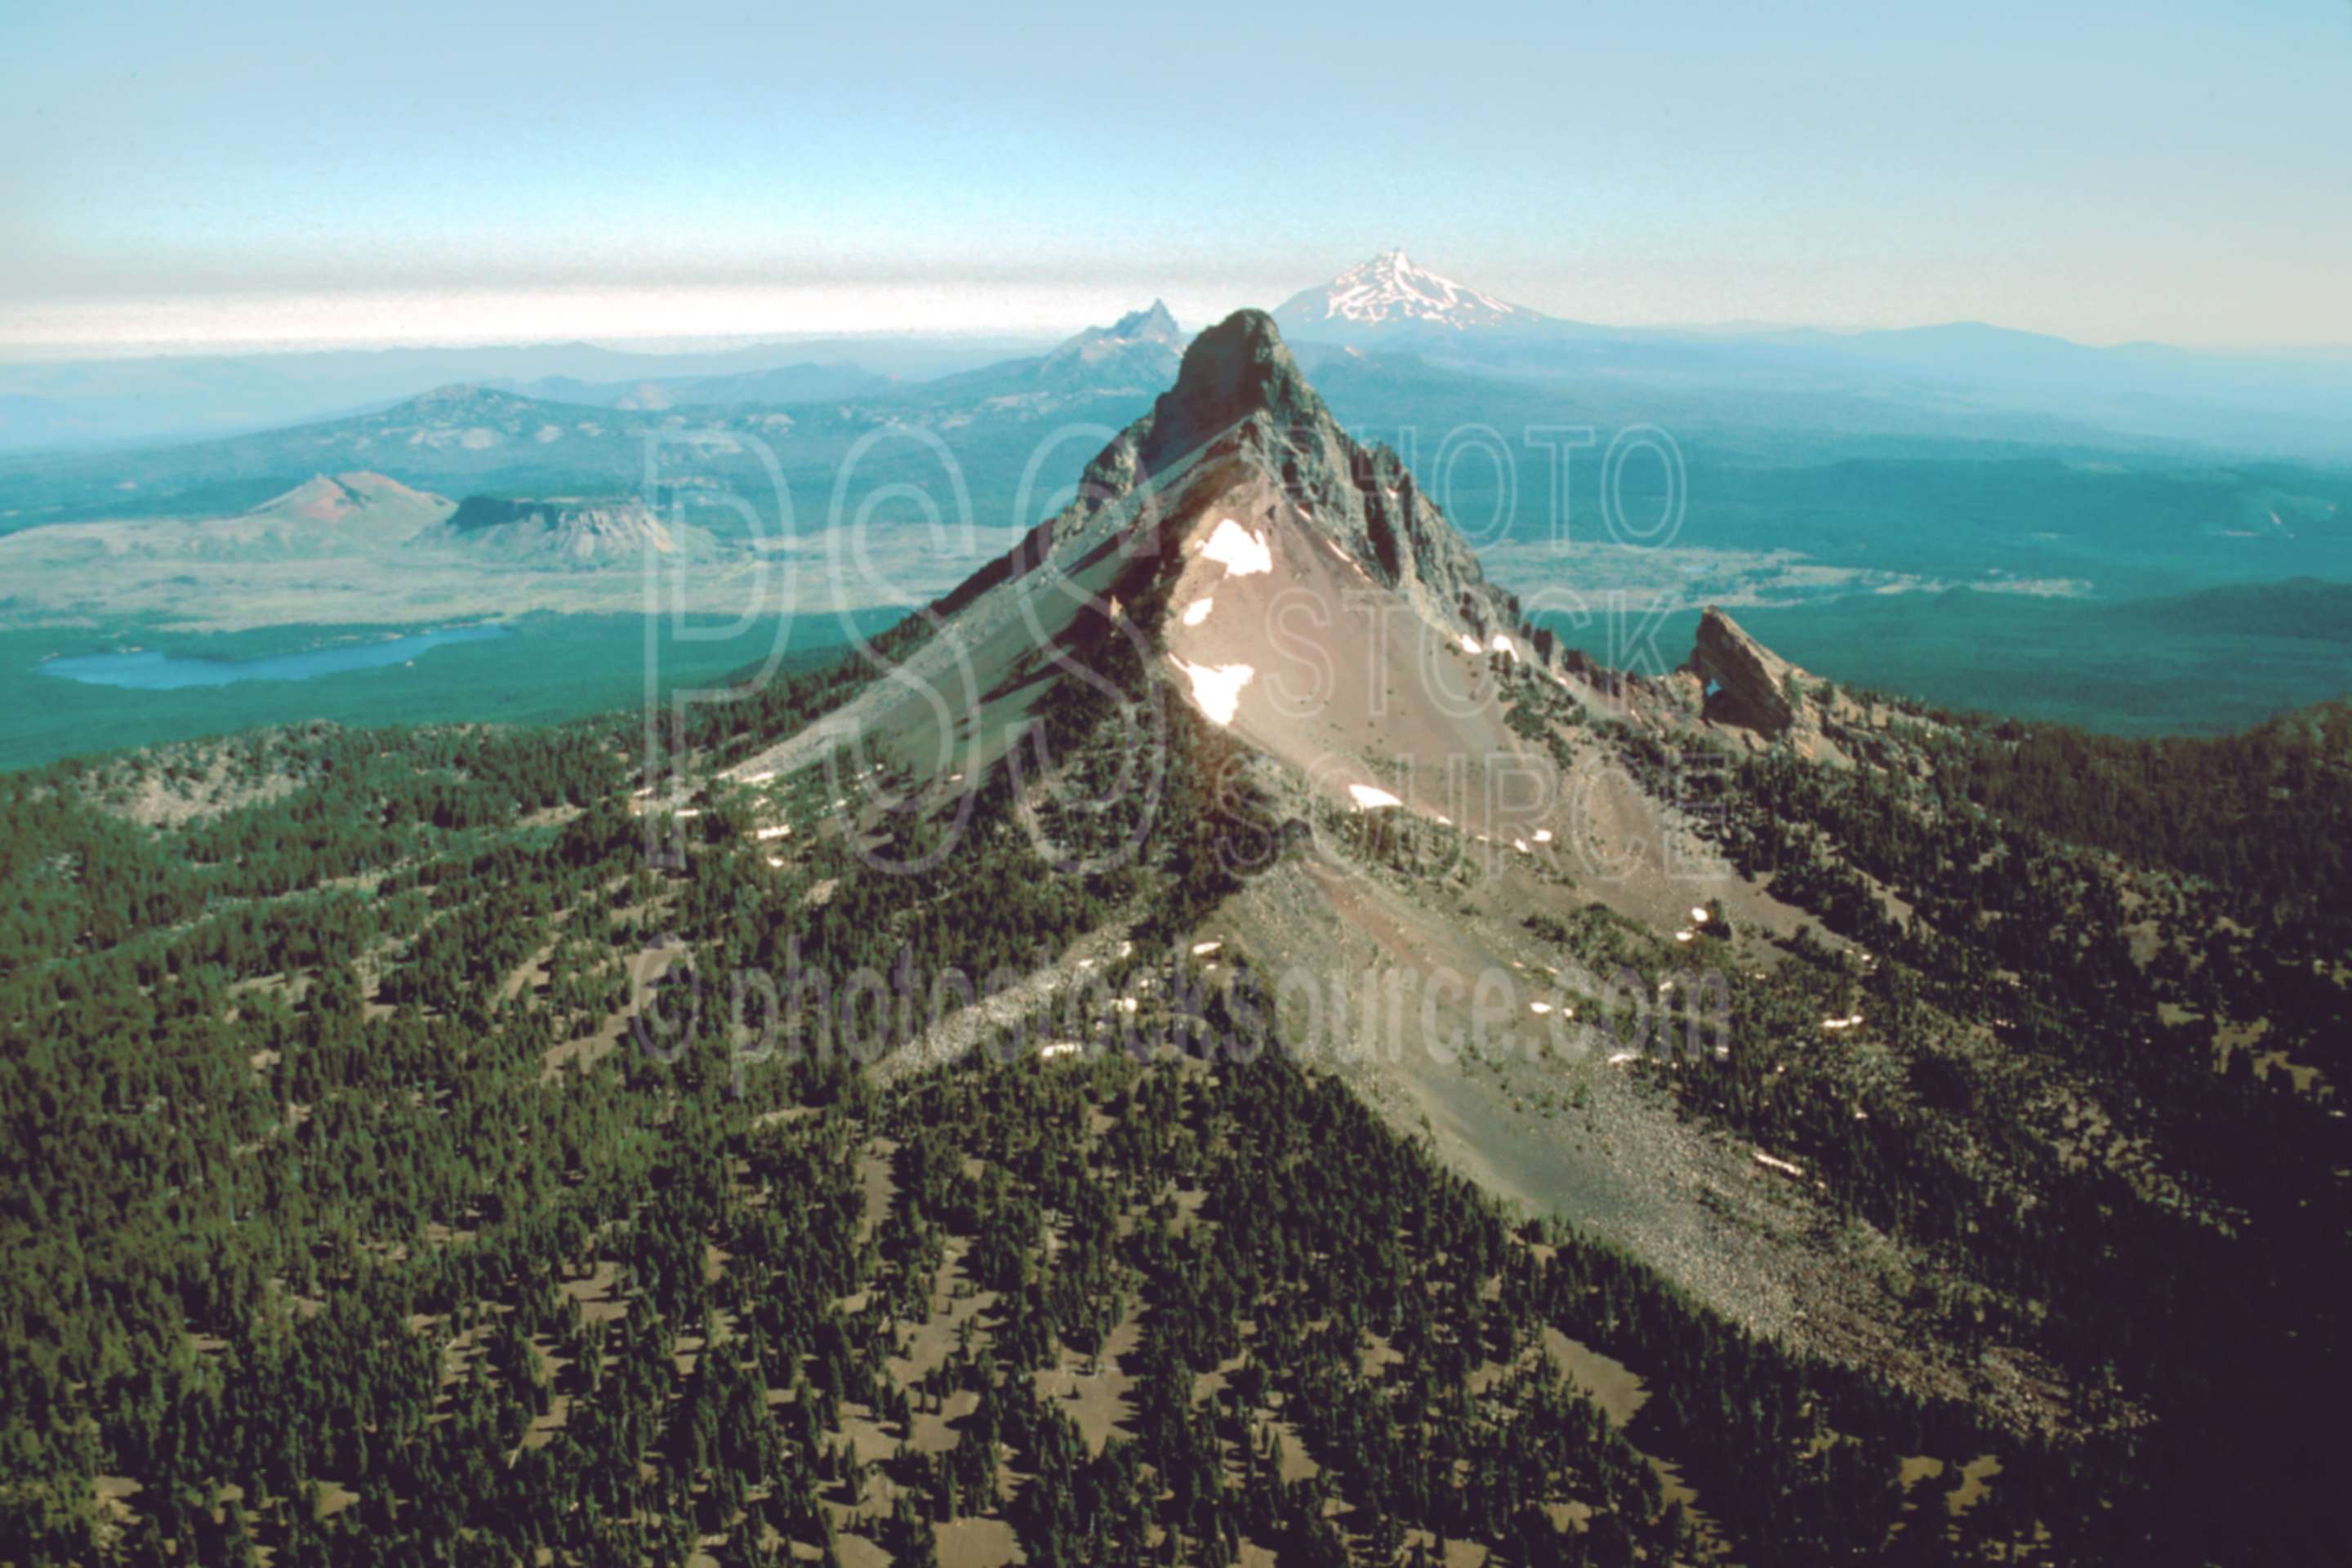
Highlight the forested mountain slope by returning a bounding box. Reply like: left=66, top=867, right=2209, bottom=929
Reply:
left=1, top=315, right=2344, bottom=1567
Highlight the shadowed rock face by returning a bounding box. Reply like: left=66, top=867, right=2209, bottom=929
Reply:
left=1129, top=312, right=1522, bottom=633
left=1139, top=308, right=1332, bottom=468
left=1689, top=606, right=1798, bottom=735
left=732, top=307, right=1555, bottom=795
left=957, top=310, right=1531, bottom=653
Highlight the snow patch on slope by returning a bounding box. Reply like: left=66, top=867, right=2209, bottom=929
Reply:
left=1169, top=656, right=1254, bottom=726
left=1199, top=518, right=1272, bottom=576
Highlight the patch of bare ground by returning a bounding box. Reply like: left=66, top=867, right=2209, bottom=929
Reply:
left=1035, top=1313, right=1142, bottom=1455
left=68, top=724, right=340, bottom=828
left=1534, top=1325, right=1713, bottom=1530
left=872, top=920, right=1137, bottom=1086
left=498, top=908, right=572, bottom=1004
left=559, top=1258, right=626, bottom=1323
left=853, top=1138, right=898, bottom=1245
left=541, top=942, right=678, bottom=1078
left=931, top=1516, right=1021, bottom=1568
left=887, top=1243, right=998, bottom=1433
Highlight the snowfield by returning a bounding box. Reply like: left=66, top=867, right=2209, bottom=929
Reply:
left=1199, top=518, right=1272, bottom=576
left=1169, top=656, right=1254, bottom=726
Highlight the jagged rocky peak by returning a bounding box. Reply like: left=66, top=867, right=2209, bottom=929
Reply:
left=733, top=307, right=1548, bottom=794
left=1108, top=299, right=1182, bottom=344
left=1687, top=606, right=1803, bottom=735
left=1146, top=308, right=1329, bottom=461
left=1058, top=309, right=1312, bottom=516
left=1677, top=607, right=1863, bottom=768
left=960, top=310, right=1537, bottom=669
left=1045, top=301, right=1186, bottom=370
left=1141, top=313, right=1528, bottom=644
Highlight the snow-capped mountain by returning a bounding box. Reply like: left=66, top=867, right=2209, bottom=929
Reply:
left=1272, top=249, right=1544, bottom=337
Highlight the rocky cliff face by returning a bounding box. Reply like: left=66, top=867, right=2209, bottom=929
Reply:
left=733, top=310, right=1552, bottom=801
left=1673, top=605, right=1857, bottom=764
left=1687, top=606, right=1800, bottom=735
left=1035, top=309, right=1529, bottom=644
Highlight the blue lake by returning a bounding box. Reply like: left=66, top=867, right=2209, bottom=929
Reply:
left=40, top=624, right=513, bottom=690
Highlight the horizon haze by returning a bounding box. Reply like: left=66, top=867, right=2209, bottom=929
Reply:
left=7, top=1, right=2350, bottom=356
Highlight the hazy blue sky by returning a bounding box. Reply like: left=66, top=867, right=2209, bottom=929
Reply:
left=4, top=0, right=2347, bottom=354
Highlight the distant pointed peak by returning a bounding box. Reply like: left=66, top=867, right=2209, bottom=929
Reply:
left=251, top=473, right=339, bottom=511
left=1109, top=298, right=1182, bottom=341
left=1046, top=302, right=1187, bottom=368
left=252, top=470, right=416, bottom=524
left=1341, top=248, right=1432, bottom=283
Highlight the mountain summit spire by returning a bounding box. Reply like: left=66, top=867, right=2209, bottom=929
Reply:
left=1152, top=309, right=1325, bottom=450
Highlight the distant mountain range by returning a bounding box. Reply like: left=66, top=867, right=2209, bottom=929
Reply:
left=495, top=361, right=895, bottom=412
left=925, top=300, right=1187, bottom=399
left=0, top=336, right=1045, bottom=452
left=468, top=302, right=1188, bottom=419
left=8, top=251, right=2352, bottom=461
left=1267, top=252, right=2352, bottom=453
